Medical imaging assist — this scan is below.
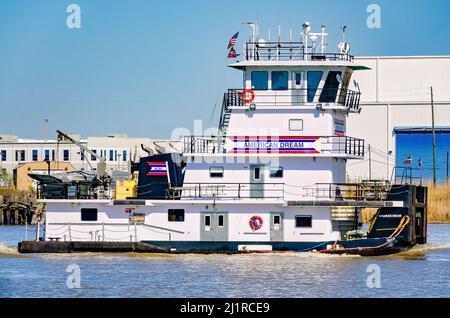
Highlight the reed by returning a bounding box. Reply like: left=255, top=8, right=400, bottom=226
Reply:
left=361, top=184, right=450, bottom=224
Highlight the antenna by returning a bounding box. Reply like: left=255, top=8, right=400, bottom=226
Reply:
left=341, top=25, right=347, bottom=43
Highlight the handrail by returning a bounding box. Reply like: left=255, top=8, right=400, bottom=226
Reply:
left=244, top=42, right=354, bottom=62
left=182, top=135, right=365, bottom=157
left=224, top=88, right=361, bottom=111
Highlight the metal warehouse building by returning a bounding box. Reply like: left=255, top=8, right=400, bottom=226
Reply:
left=348, top=56, right=450, bottom=182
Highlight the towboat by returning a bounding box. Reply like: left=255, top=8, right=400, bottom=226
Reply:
left=19, top=23, right=428, bottom=256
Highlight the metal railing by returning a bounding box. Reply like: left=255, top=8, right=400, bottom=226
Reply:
left=223, top=88, right=361, bottom=111
left=245, top=42, right=354, bottom=62
left=303, top=183, right=390, bottom=201
left=183, top=135, right=365, bottom=157
left=168, top=182, right=285, bottom=200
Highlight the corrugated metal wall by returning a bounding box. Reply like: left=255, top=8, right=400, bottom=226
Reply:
left=347, top=56, right=450, bottom=180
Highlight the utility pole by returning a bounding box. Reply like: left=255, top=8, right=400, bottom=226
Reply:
left=368, top=144, right=372, bottom=180
left=431, top=87, right=437, bottom=186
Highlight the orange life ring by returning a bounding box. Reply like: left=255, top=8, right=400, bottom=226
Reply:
left=241, top=89, right=255, bottom=103
left=249, top=215, right=263, bottom=231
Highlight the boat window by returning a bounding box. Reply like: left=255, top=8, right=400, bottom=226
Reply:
left=81, top=208, right=98, bottom=221
left=209, top=166, right=224, bottom=178
left=319, top=71, right=342, bottom=103
left=271, top=71, right=289, bottom=90
left=251, top=71, right=268, bottom=90
left=129, top=213, right=145, bottom=225
left=295, top=215, right=312, bottom=228
left=218, top=215, right=224, bottom=227
left=168, top=209, right=185, bottom=222
left=269, top=167, right=283, bottom=178
left=273, top=215, right=281, bottom=225
left=307, top=71, right=323, bottom=102
left=254, top=167, right=261, bottom=180
left=289, top=119, right=303, bottom=131
left=205, top=215, right=211, bottom=227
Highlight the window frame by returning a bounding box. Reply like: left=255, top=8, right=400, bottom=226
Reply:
left=209, top=166, right=224, bottom=178
left=32, top=149, right=38, bottom=162
left=269, top=167, right=284, bottom=178
left=273, top=215, right=281, bottom=225
left=0, top=150, right=6, bottom=161
left=81, top=208, right=98, bottom=222
left=251, top=71, right=269, bottom=90
left=63, top=149, right=70, bottom=161
left=271, top=71, right=289, bottom=91
left=295, top=215, right=313, bottom=228
left=218, top=214, right=224, bottom=227
left=289, top=119, right=304, bottom=131
left=204, top=214, right=211, bottom=227
left=168, top=209, right=185, bottom=222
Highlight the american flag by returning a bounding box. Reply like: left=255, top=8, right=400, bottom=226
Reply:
left=227, top=32, right=239, bottom=49
left=403, top=155, right=413, bottom=164
left=227, top=47, right=239, bottom=58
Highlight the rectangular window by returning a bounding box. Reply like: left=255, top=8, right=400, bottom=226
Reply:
left=289, top=119, right=303, bottom=131
left=295, top=215, right=312, bottom=228
left=91, top=150, right=97, bottom=161
left=269, top=167, right=283, bottom=178
left=295, top=72, right=302, bottom=86
left=16, top=150, right=26, bottom=162
left=32, top=149, right=38, bottom=161
left=1, top=150, right=6, bottom=161
left=307, top=71, right=323, bottom=102
left=254, top=167, right=261, bottom=180
left=209, top=166, right=224, bottom=178
left=251, top=71, right=268, bottom=90
left=205, top=215, right=211, bottom=227
left=273, top=215, right=281, bottom=225
left=109, top=150, right=114, bottom=161
left=271, top=71, right=289, bottom=90
left=51, top=150, right=55, bottom=161
left=168, top=209, right=185, bottom=222
left=63, top=149, right=69, bottom=161
left=122, top=150, right=127, bottom=161
left=80, top=150, right=85, bottom=161
left=81, top=208, right=98, bottom=221
left=218, top=215, right=224, bottom=227
left=44, top=150, right=50, bottom=161
left=319, top=71, right=342, bottom=103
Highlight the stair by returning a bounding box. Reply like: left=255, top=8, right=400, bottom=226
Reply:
left=220, top=111, right=232, bottom=137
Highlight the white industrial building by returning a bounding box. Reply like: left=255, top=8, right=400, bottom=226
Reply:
left=348, top=55, right=450, bottom=181
left=0, top=134, right=181, bottom=176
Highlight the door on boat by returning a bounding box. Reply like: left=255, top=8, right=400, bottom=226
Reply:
left=249, top=164, right=264, bottom=198
left=291, top=71, right=305, bottom=105
left=200, top=213, right=229, bottom=242
left=270, top=213, right=284, bottom=242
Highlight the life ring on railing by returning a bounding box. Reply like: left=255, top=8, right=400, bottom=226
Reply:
left=249, top=215, right=263, bottom=231
left=241, top=89, right=255, bottom=103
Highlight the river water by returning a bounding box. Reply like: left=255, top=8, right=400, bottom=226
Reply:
left=0, top=224, right=449, bottom=298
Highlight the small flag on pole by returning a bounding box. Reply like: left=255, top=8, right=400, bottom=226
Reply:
left=227, top=47, right=239, bottom=58
left=227, top=32, right=239, bottom=49
left=403, top=155, right=413, bottom=165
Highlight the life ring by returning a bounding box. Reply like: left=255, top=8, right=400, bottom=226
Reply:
left=249, top=215, right=263, bottom=231
left=241, top=89, right=255, bottom=103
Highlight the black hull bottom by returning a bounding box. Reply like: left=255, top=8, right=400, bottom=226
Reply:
left=18, top=237, right=414, bottom=256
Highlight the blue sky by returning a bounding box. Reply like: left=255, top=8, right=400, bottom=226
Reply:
left=0, top=0, right=450, bottom=139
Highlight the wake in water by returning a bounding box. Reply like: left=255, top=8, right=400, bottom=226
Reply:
left=0, top=242, right=24, bottom=258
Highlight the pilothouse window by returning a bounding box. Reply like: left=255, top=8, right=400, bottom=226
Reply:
left=251, top=71, right=268, bottom=90
left=319, top=71, right=342, bottom=103
left=271, top=71, right=289, bottom=90
left=307, top=71, right=323, bottom=102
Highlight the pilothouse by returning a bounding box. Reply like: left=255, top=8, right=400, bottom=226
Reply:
left=20, top=22, right=428, bottom=256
